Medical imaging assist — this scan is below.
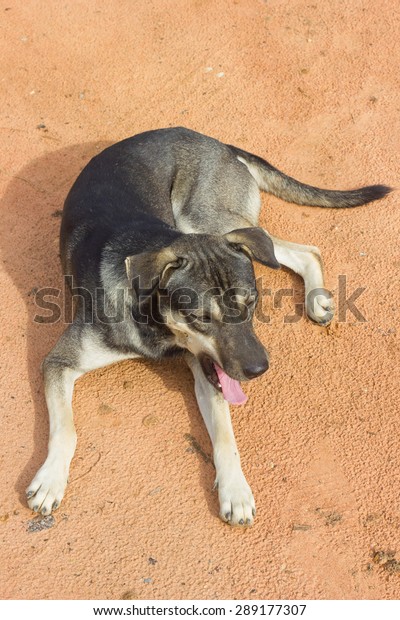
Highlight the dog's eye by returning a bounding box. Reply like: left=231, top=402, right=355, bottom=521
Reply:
left=247, top=294, right=257, bottom=306
left=188, top=312, right=211, bottom=323
left=243, top=292, right=258, bottom=309
left=186, top=312, right=211, bottom=330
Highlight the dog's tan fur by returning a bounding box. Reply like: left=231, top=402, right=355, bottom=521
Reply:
left=26, top=128, right=390, bottom=525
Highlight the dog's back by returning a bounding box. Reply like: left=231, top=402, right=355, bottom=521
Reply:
left=61, top=128, right=262, bottom=281
left=62, top=127, right=391, bottom=285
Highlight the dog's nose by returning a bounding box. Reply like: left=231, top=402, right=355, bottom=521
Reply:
left=242, top=358, right=269, bottom=379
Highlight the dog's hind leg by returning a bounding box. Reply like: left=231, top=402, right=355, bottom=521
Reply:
left=268, top=233, right=334, bottom=325
left=26, top=324, right=138, bottom=515
left=185, top=353, right=256, bottom=526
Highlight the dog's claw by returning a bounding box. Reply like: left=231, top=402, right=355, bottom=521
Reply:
left=307, top=292, right=334, bottom=325
left=26, top=462, right=68, bottom=515
left=218, top=472, right=256, bottom=526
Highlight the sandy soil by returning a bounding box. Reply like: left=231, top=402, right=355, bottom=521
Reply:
left=0, top=0, right=399, bottom=601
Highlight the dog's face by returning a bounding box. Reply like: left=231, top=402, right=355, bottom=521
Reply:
left=125, top=228, right=280, bottom=399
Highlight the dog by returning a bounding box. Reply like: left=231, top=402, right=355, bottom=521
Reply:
left=26, top=127, right=391, bottom=526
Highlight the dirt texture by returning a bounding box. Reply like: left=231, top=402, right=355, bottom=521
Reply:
left=1, top=0, right=399, bottom=601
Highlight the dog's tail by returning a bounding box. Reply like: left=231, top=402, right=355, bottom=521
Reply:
left=228, top=144, right=392, bottom=208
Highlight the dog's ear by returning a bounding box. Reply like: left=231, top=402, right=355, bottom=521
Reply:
left=125, top=246, right=182, bottom=293
left=224, top=227, right=280, bottom=269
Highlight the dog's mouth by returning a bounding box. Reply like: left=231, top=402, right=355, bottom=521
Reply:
left=200, top=356, right=247, bottom=406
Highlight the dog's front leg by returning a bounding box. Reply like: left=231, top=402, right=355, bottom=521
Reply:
left=26, top=327, right=83, bottom=516
left=26, top=324, right=138, bottom=515
left=185, top=354, right=256, bottom=526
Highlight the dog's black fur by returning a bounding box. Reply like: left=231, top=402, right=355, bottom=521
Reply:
left=26, top=127, right=391, bottom=524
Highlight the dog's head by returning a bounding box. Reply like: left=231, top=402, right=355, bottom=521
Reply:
left=125, top=228, right=280, bottom=404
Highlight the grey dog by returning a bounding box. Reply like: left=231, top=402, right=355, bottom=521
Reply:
left=26, top=127, right=391, bottom=526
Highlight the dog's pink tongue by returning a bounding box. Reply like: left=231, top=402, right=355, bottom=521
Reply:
left=214, top=364, right=247, bottom=405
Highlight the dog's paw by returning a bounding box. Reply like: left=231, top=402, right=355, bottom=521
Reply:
left=26, top=461, right=68, bottom=516
left=306, top=290, right=334, bottom=325
left=217, top=472, right=256, bottom=526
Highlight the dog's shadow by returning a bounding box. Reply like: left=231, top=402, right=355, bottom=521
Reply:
left=0, top=142, right=216, bottom=519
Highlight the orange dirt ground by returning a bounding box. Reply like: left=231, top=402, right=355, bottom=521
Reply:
left=0, top=0, right=399, bottom=601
